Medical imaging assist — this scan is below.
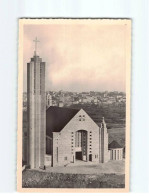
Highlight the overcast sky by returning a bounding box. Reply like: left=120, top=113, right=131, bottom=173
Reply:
left=23, top=22, right=126, bottom=92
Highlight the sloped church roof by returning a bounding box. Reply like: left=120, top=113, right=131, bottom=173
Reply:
left=46, top=106, right=79, bottom=137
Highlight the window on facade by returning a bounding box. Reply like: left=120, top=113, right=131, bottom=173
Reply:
left=76, top=131, right=82, bottom=147
left=71, top=132, right=74, bottom=134
left=64, top=157, right=67, bottom=160
left=90, top=151, right=92, bottom=153
left=95, top=155, right=96, bottom=158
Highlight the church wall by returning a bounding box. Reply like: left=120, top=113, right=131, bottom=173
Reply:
left=104, top=131, right=109, bottom=162
left=58, top=131, right=72, bottom=166
left=52, top=109, right=100, bottom=166
left=52, top=131, right=73, bottom=167
left=88, top=127, right=99, bottom=163
left=45, top=154, right=52, bottom=166
left=52, top=132, right=59, bottom=167
left=100, top=125, right=109, bottom=163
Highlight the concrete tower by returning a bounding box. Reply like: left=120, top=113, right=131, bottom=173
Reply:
left=27, top=38, right=46, bottom=169
left=99, top=117, right=109, bottom=163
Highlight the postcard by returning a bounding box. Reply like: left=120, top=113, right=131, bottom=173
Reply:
left=17, top=19, right=131, bottom=192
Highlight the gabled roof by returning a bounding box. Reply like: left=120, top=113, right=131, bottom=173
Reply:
left=108, top=140, right=122, bottom=149
left=46, top=106, right=79, bottom=137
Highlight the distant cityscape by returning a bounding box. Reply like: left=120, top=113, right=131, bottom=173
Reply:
left=23, top=90, right=126, bottom=111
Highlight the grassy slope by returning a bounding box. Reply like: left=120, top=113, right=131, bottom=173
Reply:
left=22, top=170, right=125, bottom=188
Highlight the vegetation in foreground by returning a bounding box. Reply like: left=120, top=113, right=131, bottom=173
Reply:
left=22, top=170, right=125, bottom=188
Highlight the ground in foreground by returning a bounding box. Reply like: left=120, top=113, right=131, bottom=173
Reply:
left=22, top=161, right=125, bottom=188
left=45, top=160, right=125, bottom=175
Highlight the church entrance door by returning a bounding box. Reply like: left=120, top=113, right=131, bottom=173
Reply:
left=89, top=154, right=92, bottom=161
left=76, top=151, right=82, bottom=160
left=75, top=130, right=87, bottom=161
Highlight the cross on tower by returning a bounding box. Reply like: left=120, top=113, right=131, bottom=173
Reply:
left=33, top=37, right=40, bottom=53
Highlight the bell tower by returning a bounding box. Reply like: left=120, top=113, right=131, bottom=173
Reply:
left=27, top=38, right=46, bottom=169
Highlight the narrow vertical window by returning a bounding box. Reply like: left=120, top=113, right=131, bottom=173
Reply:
left=56, top=147, right=58, bottom=162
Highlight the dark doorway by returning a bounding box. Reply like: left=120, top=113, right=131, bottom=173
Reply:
left=76, top=151, right=82, bottom=160
left=89, top=154, right=92, bottom=161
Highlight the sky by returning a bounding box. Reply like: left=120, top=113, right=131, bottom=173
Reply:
left=23, top=22, right=126, bottom=92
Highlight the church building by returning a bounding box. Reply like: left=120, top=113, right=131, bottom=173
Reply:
left=45, top=106, right=110, bottom=167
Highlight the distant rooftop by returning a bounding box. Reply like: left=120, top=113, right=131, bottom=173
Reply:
left=108, top=140, right=122, bottom=149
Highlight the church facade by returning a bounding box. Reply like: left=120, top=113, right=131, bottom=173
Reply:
left=45, top=106, right=110, bottom=167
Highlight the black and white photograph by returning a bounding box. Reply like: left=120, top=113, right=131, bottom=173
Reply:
left=17, top=19, right=131, bottom=192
